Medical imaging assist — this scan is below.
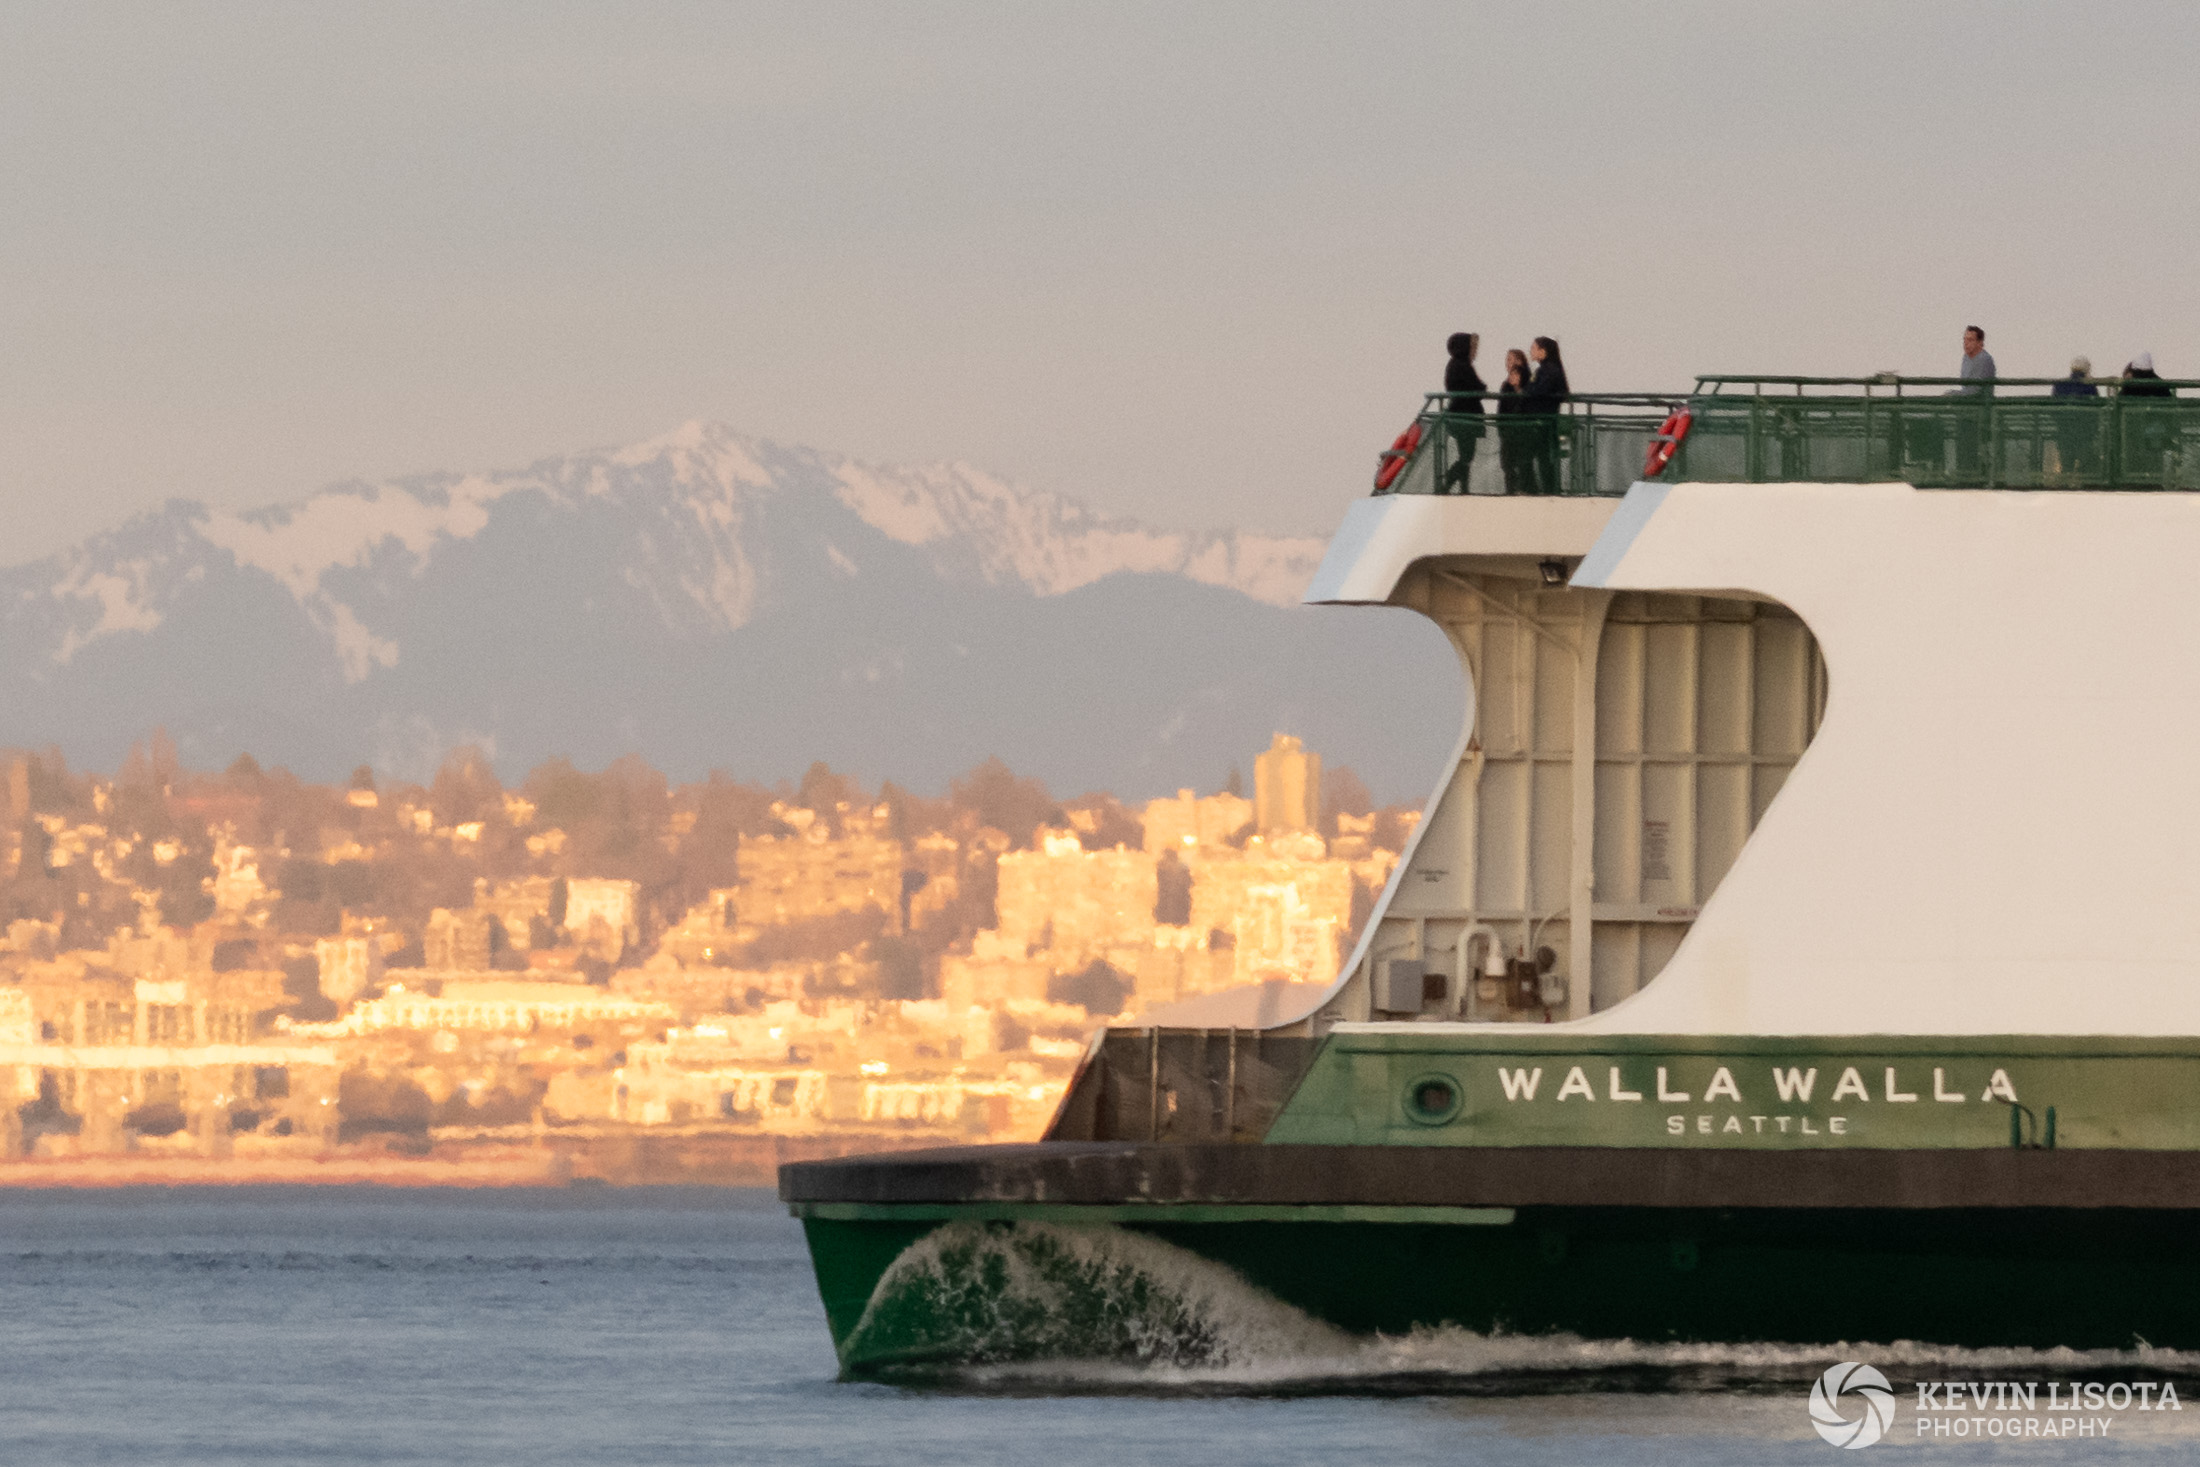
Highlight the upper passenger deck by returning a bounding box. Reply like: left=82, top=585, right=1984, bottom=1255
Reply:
left=1375, top=374, right=2200, bottom=497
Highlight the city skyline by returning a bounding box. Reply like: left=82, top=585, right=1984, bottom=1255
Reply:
left=0, top=730, right=1410, bottom=1181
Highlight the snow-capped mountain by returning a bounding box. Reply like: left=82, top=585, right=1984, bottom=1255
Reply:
left=2, top=422, right=1458, bottom=799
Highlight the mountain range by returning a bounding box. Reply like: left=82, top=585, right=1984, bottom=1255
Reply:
left=0, top=421, right=1460, bottom=802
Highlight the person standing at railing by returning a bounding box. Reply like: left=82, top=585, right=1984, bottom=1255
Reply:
left=2122, top=353, right=2171, bottom=398
left=1953, top=326, right=1996, bottom=392
left=1440, top=333, right=1486, bottom=493
left=2048, top=355, right=2100, bottom=482
left=2052, top=356, right=2099, bottom=398
left=2122, top=353, right=2175, bottom=483
left=1522, top=337, right=1570, bottom=494
left=1942, top=326, right=1996, bottom=478
left=1496, top=348, right=1533, bottom=494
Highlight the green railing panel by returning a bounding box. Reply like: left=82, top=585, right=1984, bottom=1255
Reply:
left=1668, top=394, right=2200, bottom=491
left=1373, top=396, right=1674, bottom=499
left=1372, top=378, right=2200, bottom=497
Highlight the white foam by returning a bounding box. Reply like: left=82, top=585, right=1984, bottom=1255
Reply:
left=846, top=1221, right=1348, bottom=1371
left=961, top=1324, right=2200, bottom=1397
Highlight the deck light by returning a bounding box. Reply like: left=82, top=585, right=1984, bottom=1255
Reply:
left=1539, top=558, right=1568, bottom=587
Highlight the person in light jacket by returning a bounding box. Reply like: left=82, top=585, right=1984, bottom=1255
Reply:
left=1942, top=326, right=1995, bottom=478
left=1953, top=326, right=1996, bottom=393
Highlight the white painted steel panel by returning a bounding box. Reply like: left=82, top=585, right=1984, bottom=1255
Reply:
left=1307, top=552, right=1821, bottom=1028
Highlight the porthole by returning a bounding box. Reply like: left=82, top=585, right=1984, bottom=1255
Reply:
left=1404, top=1073, right=1462, bottom=1125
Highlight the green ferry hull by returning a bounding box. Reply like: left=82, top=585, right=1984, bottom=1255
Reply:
left=785, top=1144, right=2200, bottom=1377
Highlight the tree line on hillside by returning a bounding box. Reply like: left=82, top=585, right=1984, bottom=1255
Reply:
left=0, top=737, right=1415, bottom=970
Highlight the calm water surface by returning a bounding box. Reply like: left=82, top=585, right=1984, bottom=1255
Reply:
left=0, top=1186, right=2191, bottom=1465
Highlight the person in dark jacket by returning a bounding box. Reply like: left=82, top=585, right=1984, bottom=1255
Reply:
left=2051, top=356, right=2099, bottom=398
left=1495, top=348, right=1532, bottom=494
left=2122, top=352, right=2172, bottom=398
left=2048, top=356, right=2099, bottom=481
left=1441, top=332, right=1486, bottom=493
left=2122, top=353, right=2176, bottom=484
left=1522, top=336, right=1570, bottom=494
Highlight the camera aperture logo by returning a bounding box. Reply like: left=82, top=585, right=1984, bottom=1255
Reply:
left=1812, top=1362, right=1896, bottom=1449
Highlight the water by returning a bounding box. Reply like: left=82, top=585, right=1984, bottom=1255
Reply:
left=0, top=1186, right=2193, bottom=1465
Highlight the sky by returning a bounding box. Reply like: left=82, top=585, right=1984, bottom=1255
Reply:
left=5, top=1, right=2200, bottom=562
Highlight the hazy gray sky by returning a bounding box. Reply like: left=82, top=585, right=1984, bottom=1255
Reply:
left=6, top=1, right=2199, bottom=561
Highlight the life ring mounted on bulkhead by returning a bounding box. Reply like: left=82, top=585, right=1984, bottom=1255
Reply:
left=1642, top=407, right=1693, bottom=478
left=1373, top=422, right=1424, bottom=492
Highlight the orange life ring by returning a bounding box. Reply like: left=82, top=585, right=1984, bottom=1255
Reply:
left=1373, top=422, right=1424, bottom=492
left=1643, top=408, right=1693, bottom=478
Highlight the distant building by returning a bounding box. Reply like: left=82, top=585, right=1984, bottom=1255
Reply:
left=735, top=811, right=903, bottom=930
left=564, top=877, right=638, bottom=934
left=475, top=876, right=557, bottom=950
left=903, top=831, right=962, bottom=930
left=1230, top=880, right=1340, bottom=986
left=15, top=965, right=287, bottom=1050
left=938, top=945, right=1053, bottom=1012
left=656, top=887, right=742, bottom=966
left=612, top=958, right=791, bottom=1014
left=3, top=919, right=58, bottom=959
left=207, top=837, right=269, bottom=919
left=607, top=1017, right=1053, bottom=1136
left=1254, top=733, right=1321, bottom=834
left=0, top=989, right=32, bottom=1046
left=313, top=935, right=384, bottom=1008
left=1141, top=790, right=1253, bottom=853
left=342, top=980, right=673, bottom=1035
left=611, top=1047, right=830, bottom=1129
left=424, top=908, right=498, bottom=971
left=0, top=965, right=334, bottom=1158
left=563, top=878, right=641, bottom=960
left=1330, top=810, right=1377, bottom=860
left=1, top=756, right=23, bottom=880
left=1126, top=926, right=1238, bottom=1010
left=1186, top=851, right=1353, bottom=986
left=994, top=834, right=1158, bottom=961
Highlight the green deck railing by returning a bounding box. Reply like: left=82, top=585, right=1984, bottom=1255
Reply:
left=1373, top=376, right=2200, bottom=496
left=1374, top=394, right=1677, bottom=498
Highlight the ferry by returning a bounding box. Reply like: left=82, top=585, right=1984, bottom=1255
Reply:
left=783, top=373, right=2200, bottom=1375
